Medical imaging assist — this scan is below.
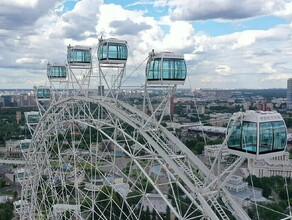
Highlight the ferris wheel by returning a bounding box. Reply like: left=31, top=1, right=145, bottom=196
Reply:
left=17, top=37, right=290, bottom=220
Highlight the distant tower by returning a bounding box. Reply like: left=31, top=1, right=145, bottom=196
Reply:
left=170, top=95, right=174, bottom=117
left=165, top=95, right=174, bottom=117
left=16, top=111, right=21, bottom=124
left=287, top=78, right=292, bottom=110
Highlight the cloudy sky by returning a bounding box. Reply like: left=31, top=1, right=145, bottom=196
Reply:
left=1, top=0, right=292, bottom=89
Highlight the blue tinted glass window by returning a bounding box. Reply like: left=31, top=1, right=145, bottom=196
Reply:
left=175, top=59, right=187, bottom=79
left=174, top=59, right=180, bottom=79
left=49, top=66, right=66, bottom=78
left=84, top=50, right=91, bottom=62
left=101, top=44, right=107, bottom=59
left=68, top=49, right=91, bottom=63
left=147, top=60, right=154, bottom=80
left=227, top=120, right=241, bottom=149
left=147, top=57, right=186, bottom=81
left=259, top=122, right=273, bottom=152
left=21, top=143, right=30, bottom=150
left=162, top=58, right=186, bottom=80
left=163, top=59, right=171, bottom=79
left=147, top=59, right=162, bottom=80
left=242, top=122, right=257, bottom=152
left=37, top=89, right=50, bottom=99
left=28, top=114, right=40, bottom=123
left=99, top=43, right=128, bottom=60
left=108, top=44, right=117, bottom=59
left=272, top=121, right=286, bottom=150
left=37, top=90, right=43, bottom=98
left=153, top=59, right=161, bottom=80
left=119, top=44, right=128, bottom=59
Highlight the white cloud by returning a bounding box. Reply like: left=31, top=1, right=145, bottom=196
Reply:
left=15, top=57, right=40, bottom=64
left=0, top=0, right=60, bottom=30
left=51, top=0, right=102, bottom=40
left=258, top=63, right=277, bottom=74
left=168, top=0, right=286, bottom=21
left=215, top=65, right=231, bottom=76
left=274, top=2, right=292, bottom=20
left=0, top=68, right=47, bottom=89
left=162, top=21, right=196, bottom=52
left=261, top=73, right=291, bottom=81
left=231, top=32, right=256, bottom=49
left=0, top=0, right=39, bottom=8
left=0, top=0, right=292, bottom=89
left=187, top=20, right=292, bottom=88
left=153, top=0, right=168, bottom=7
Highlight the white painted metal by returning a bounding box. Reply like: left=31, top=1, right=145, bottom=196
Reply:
left=20, top=96, right=251, bottom=219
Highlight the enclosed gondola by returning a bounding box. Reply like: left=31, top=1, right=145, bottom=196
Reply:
left=36, top=87, right=51, bottom=100
left=20, top=139, right=31, bottom=153
left=15, top=168, right=27, bottom=181
left=47, top=63, right=67, bottom=80
left=24, top=111, right=40, bottom=124
left=146, top=51, right=187, bottom=85
left=227, top=110, right=287, bottom=159
left=67, top=45, right=91, bottom=65
left=20, top=139, right=31, bottom=151
left=97, top=38, right=128, bottom=64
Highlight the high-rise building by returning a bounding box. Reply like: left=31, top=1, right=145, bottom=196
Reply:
left=98, top=85, right=105, bottom=96
left=170, top=95, right=174, bottom=116
left=287, top=78, right=292, bottom=110
left=165, top=95, right=174, bottom=117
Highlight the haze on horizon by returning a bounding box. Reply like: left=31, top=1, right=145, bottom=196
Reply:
left=0, top=0, right=292, bottom=89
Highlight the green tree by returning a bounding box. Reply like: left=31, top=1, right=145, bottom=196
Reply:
left=0, top=178, right=6, bottom=188
left=262, top=184, right=272, bottom=198
left=248, top=202, right=286, bottom=220
left=195, top=142, right=205, bottom=154
left=127, top=191, right=142, bottom=206
left=0, top=202, right=14, bottom=220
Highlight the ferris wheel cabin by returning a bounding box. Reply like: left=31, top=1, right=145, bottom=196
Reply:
left=35, top=87, right=51, bottom=100
left=97, top=38, right=128, bottom=64
left=227, top=110, right=287, bottom=159
left=20, top=139, right=31, bottom=152
left=24, top=111, right=40, bottom=124
left=146, top=51, right=187, bottom=85
left=67, top=45, right=91, bottom=66
left=47, top=63, right=67, bottom=81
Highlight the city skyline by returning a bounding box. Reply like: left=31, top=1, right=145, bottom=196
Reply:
left=1, top=0, right=292, bottom=89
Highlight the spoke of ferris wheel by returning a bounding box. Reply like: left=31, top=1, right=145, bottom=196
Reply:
left=96, top=126, right=183, bottom=217
left=203, top=112, right=243, bottom=189
left=115, top=69, right=126, bottom=100
left=79, top=96, right=220, bottom=218
left=204, top=156, right=245, bottom=191
left=142, top=87, right=175, bottom=129
left=156, top=87, right=176, bottom=127
left=100, top=69, right=119, bottom=101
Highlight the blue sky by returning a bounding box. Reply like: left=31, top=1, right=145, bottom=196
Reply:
left=193, top=16, right=289, bottom=36
left=0, top=0, right=292, bottom=89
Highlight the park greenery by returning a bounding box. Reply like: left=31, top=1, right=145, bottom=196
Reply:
left=0, top=107, right=32, bottom=145
left=184, top=135, right=223, bottom=155
left=0, top=108, right=30, bottom=220
left=244, top=175, right=292, bottom=219
left=0, top=177, right=16, bottom=220
left=0, top=202, right=14, bottom=220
